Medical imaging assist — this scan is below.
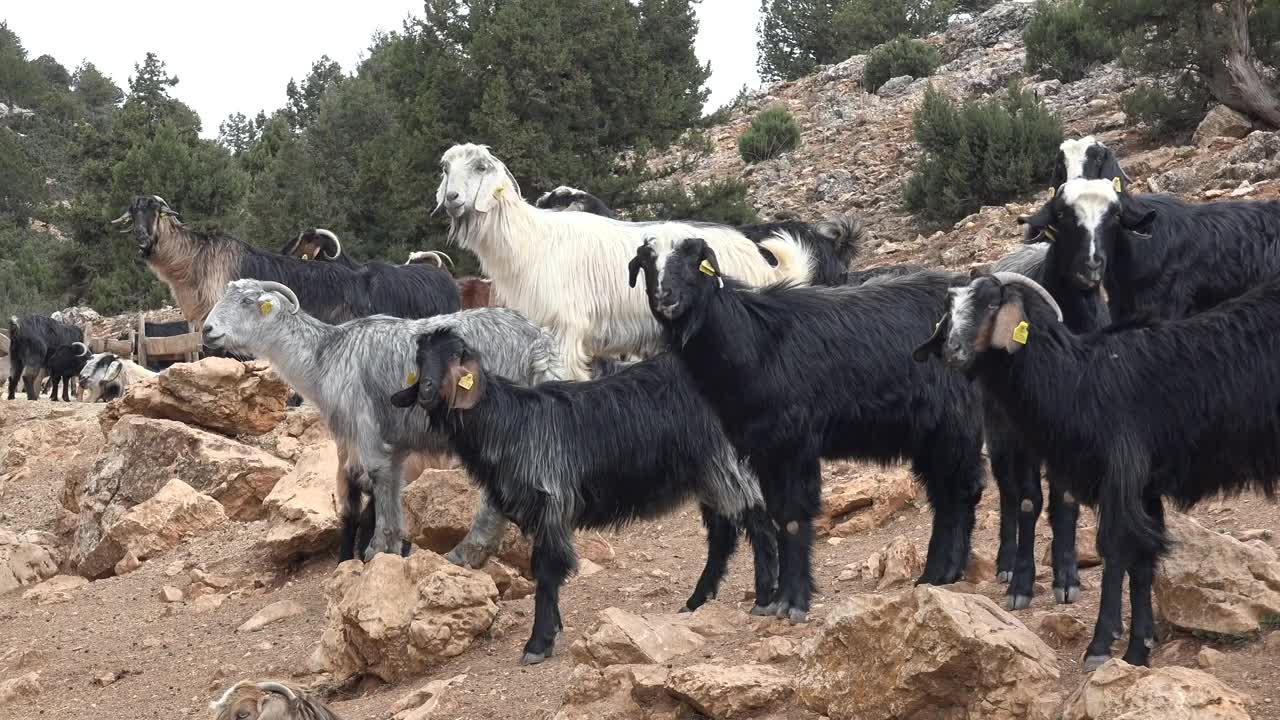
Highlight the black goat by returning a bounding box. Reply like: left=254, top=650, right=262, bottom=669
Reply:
left=1021, top=178, right=1280, bottom=321
left=1026, top=136, right=1130, bottom=242
left=391, top=335, right=777, bottom=666
left=982, top=238, right=1109, bottom=609
left=740, top=215, right=865, bottom=286
left=533, top=186, right=617, bottom=218
left=916, top=271, right=1280, bottom=671
left=629, top=238, right=987, bottom=622
left=41, top=341, right=92, bottom=401
left=276, top=228, right=462, bottom=320
left=7, top=314, right=84, bottom=401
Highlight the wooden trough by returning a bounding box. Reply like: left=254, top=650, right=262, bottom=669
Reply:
left=81, top=316, right=202, bottom=367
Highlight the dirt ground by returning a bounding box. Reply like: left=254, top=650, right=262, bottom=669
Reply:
left=1, top=399, right=1277, bottom=720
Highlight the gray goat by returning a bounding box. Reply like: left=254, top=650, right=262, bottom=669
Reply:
left=203, top=279, right=561, bottom=563
left=210, top=681, right=341, bottom=720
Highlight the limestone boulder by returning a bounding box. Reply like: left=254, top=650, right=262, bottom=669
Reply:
left=1062, top=660, right=1251, bottom=720
left=259, top=443, right=340, bottom=562
left=237, top=599, right=305, bottom=633
left=240, top=406, right=329, bottom=462
left=554, top=664, right=681, bottom=720
left=100, top=358, right=291, bottom=437
left=666, top=664, right=793, bottom=719
left=571, top=604, right=747, bottom=668
left=1193, top=105, right=1254, bottom=147
left=309, top=552, right=498, bottom=683
left=21, top=575, right=88, bottom=605
left=1155, top=512, right=1280, bottom=636
left=797, top=586, right=1059, bottom=720
left=0, top=531, right=61, bottom=596
left=402, top=470, right=532, bottom=571
left=0, top=672, right=41, bottom=708
left=72, top=479, right=227, bottom=578
left=816, top=463, right=916, bottom=537
left=387, top=674, right=468, bottom=720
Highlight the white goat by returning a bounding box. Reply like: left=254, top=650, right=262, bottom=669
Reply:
left=436, top=144, right=814, bottom=379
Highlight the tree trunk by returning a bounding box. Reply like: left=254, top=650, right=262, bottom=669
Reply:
left=1202, top=0, right=1280, bottom=128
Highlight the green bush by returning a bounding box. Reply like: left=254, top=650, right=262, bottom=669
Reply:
left=905, top=84, right=1064, bottom=225
left=864, top=36, right=941, bottom=92
left=738, top=105, right=801, bottom=163
left=631, top=178, right=761, bottom=225
left=1122, top=79, right=1212, bottom=142
left=1023, top=0, right=1116, bottom=83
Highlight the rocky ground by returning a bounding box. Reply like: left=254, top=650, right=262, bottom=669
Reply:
left=4, top=3, right=1280, bottom=719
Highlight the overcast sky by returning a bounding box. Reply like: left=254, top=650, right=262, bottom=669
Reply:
left=4, top=1, right=761, bottom=139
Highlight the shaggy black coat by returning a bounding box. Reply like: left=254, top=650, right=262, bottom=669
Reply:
left=392, top=334, right=775, bottom=665
left=7, top=314, right=83, bottom=400
left=739, top=216, right=864, bottom=286
left=957, top=275, right=1280, bottom=669
left=632, top=241, right=986, bottom=621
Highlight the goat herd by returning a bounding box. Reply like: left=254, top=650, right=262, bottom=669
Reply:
left=7, top=136, right=1280, bottom=717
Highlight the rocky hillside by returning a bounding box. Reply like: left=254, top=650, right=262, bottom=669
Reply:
left=656, top=1, right=1280, bottom=272
left=3, top=4, right=1280, bottom=719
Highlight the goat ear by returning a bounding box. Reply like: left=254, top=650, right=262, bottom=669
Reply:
left=1018, top=202, right=1056, bottom=243
left=1119, top=201, right=1156, bottom=235
left=912, top=312, right=950, bottom=362
left=989, top=299, right=1028, bottom=353
left=389, top=383, right=420, bottom=409
left=443, top=357, right=485, bottom=410
left=434, top=172, right=447, bottom=214
left=628, top=255, right=643, bottom=289
left=699, top=242, right=724, bottom=288
left=104, top=360, right=123, bottom=383
left=474, top=166, right=517, bottom=214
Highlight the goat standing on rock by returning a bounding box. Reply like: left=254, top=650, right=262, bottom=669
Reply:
left=203, top=279, right=560, bottom=564
left=631, top=237, right=987, bottom=622
left=391, top=330, right=776, bottom=665
left=915, top=268, right=1280, bottom=670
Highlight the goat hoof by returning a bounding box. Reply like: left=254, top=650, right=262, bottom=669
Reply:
left=750, top=603, right=777, bottom=617
left=1054, top=586, right=1081, bottom=604
left=678, top=605, right=694, bottom=614
left=787, top=608, right=808, bottom=625
left=520, top=652, right=548, bottom=665
left=997, top=571, right=1013, bottom=584
left=1082, top=654, right=1112, bottom=673
left=1007, top=594, right=1032, bottom=611
left=773, top=601, right=792, bottom=619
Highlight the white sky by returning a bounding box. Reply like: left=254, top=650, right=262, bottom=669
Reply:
left=4, top=1, right=761, bottom=139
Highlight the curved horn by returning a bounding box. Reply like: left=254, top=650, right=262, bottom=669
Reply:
left=152, top=195, right=169, bottom=207
left=314, top=229, right=341, bottom=259
left=255, top=682, right=298, bottom=701
left=72, top=342, right=89, bottom=357
left=109, top=211, right=131, bottom=225
left=256, top=281, right=300, bottom=315
left=992, top=272, right=1064, bottom=322
left=425, top=251, right=454, bottom=268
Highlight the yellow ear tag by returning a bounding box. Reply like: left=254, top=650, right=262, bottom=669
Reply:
left=302, top=253, right=311, bottom=261
left=457, top=372, right=475, bottom=390
left=1011, top=320, right=1029, bottom=345
left=405, top=371, right=417, bottom=387
left=259, top=300, right=273, bottom=316
left=699, top=259, right=716, bottom=276
left=493, top=185, right=504, bottom=198
left=1048, top=186, right=1055, bottom=199
left=1112, top=177, right=1122, bottom=193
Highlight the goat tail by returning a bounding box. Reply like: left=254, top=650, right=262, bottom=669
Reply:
left=758, top=232, right=815, bottom=286
left=823, top=214, right=866, bottom=254
left=1098, top=448, right=1166, bottom=560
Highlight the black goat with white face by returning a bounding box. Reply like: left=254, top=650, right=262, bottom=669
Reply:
left=533, top=186, right=617, bottom=218
left=631, top=237, right=986, bottom=622
left=391, top=330, right=776, bottom=666
left=916, top=271, right=1280, bottom=671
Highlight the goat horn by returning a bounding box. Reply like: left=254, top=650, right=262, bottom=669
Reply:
left=255, top=682, right=298, bottom=701
left=109, top=212, right=131, bottom=225
left=152, top=195, right=169, bottom=207
left=992, top=272, right=1064, bottom=322
left=257, top=281, right=300, bottom=315
left=72, top=342, right=89, bottom=357
left=314, top=229, right=341, bottom=259
left=426, top=251, right=454, bottom=268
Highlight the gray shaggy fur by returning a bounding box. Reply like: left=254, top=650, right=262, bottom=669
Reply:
left=204, top=279, right=561, bottom=563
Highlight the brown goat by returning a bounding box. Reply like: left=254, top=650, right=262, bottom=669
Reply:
left=457, top=277, right=494, bottom=309
left=210, top=681, right=343, bottom=720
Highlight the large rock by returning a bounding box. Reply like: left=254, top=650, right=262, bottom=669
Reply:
left=816, top=463, right=917, bottom=537
left=1062, top=660, right=1251, bottom=720
left=21, top=575, right=88, bottom=605
left=798, top=586, right=1059, bottom=720
left=0, top=407, right=104, bottom=531
left=0, top=531, right=61, bottom=596
left=1193, top=105, right=1254, bottom=147
left=666, top=664, right=793, bottom=719
left=1155, top=512, right=1280, bottom=636
left=100, top=358, right=291, bottom=437
left=554, top=664, right=682, bottom=720
left=388, top=674, right=468, bottom=720
left=241, top=406, right=329, bottom=462
left=309, top=552, right=498, bottom=682
left=259, top=443, right=340, bottom=562
left=72, top=479, right=227, bottom=579
left=69, top=416, right=287, bottom=575
left=571, top=604, right=746, bottom=668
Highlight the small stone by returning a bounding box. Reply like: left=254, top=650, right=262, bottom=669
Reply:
left=114, top=550, right=142, bottom=576
left=1236, top=528, right=1273, bottom=542
left=159, top=586, right=184, bottom=603
left=193, top=593, right=226, bottom=613
left=237, top=599, right=305, bottom=632
left=579, top=559, right=604, bottom=577
left=1197, top=647, right=1224, bottom=669
left=1038, top=612, right=1087, bottom=649
left=755, top=636, right=797, bottom=663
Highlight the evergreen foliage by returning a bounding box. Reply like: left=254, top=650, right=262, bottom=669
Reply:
left=863, top=36, right=940, bottom=92
left=738, top=104, right=802, bottom=163
left=1022, top=0, right=1116, bottom=82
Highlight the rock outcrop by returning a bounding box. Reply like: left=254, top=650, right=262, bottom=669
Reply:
left=1193, top=105, right=1254, bottom=147
left=1062, top=660, right=1251, bottom=720
left=258, top=443, right=340, bottom=562
left=815, top=464, right=917, bottom=537
left=797, top=586, right=1059, bottom=720
left=0, top=531, right=61, bottom=596
left=571, top=604, right=746, bottom=668
left=100, top=358, right=291, bottom=437
left=1155, top=512, right=1280, bottom=636
left=309, top=553, right=498, bottom=682
left=666, top=664, right=794, bottom=719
